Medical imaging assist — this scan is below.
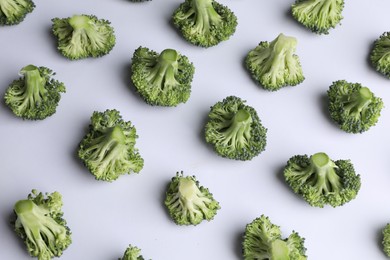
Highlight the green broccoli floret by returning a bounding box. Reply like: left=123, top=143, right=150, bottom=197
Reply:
left=291, top=0, right=344, bottom=34
left=13, top=189, right=72, bottom=260
left=327, top=80, right=384, bottom=133
left=243, top=215, right=307, bottom=260
left=131, top=47, right=195, bottom=106
left=284, top=152, right=361, bottom=208
left=0, top=0, right=35, bottom=25
left=245, top=33, right=304, bottom=91
left=119, top=244, right=148, bottom=260
left=164, top=171, right=220, bottom=226
left=51, top=14, right=116, bottom=60
left=172, top=0, right=237, bottom=47
left=205, top=96, right=267, bottom=161
left=383, top=224, right=390, bottom=257
left=78, top=109, right=144, bottom=182
left=4, top=64, right=66, bottom=120
left=370, top=32, right=390, bottom=78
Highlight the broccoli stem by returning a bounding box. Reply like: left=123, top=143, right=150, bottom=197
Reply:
left=270, top=240, right=289, bottom=260
left=146, top=49, right=179, bottom=88
left=190, top=0, right=222, bottom=35
left=343, top=87, right=373, bottom=120
left=310, top=152, right=341, bottom=195
left=221, top=109, right=252, bottom=147
left=68, top=15, right=105, bottom=49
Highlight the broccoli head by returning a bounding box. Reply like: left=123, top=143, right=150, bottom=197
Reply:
left=51, top=14, right=116, bottom=60
left=4, top=64, right=66, bottom=120
left=243, top=215, right=307, bottom=260
left=131, top=47, right=195, bottom=106
left=383, top=224, right=390, bottom=257
left=284, top=152, right=361, bottom=207
left=164, top=171, right=220, bottom=225
left=205, top=96, right=267, bottom=161
left=172, top=0, right=237, bottom=47
left=13, top=190, right=72, bottom=260
left=291, top=0, right=344, bottom=34
left=328, top=80, right=384, bottom=133
left=245, top=33, right=304, bottom=91
left=0, top=0, right=35, bottom=25
left=78, top=109, right=144, bottom=182
left=370, top=32, right=390, bottom=78
left=119, top=244, right=147, bottom=260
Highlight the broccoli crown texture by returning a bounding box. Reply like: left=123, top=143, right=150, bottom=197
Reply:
left=245, top=33, right=304, bottom=91
left=205, top=96, right=267, bottom=161
left=51, top=14, right=116, bottom=60
left=119, top=245, right=146, bottom=260
left=4, top=64, right=66, bottom=120
left=164, top=171, right=220, bottom=225
left=383, top=224, right=390, bottom=257
left=0, top=0, right=35, bottom=25
left=172, top=0, right=237, bottom=47
left=243, top=215, right=307, bottom=260
left=328, top=80, right=384, bottom=133
left=13, top=190, right=72, bottom=260
left=370, top=32, right=390, bottom=78
left=291, top=0, right=344, bottom=34
left=284, top=152, right=361, bottom=207
left=131, top=46, right=195, bottom=106
left=78, top=109, right=144, bottom=182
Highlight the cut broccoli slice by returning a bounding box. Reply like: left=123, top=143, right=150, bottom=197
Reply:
left=172, top=0, right=237, bottom=47
left=327, top=80, right=384, bottom=133
left=284, top=152, right=361, bottom=207
left=131, top=47, right=195, bottom=106
left=13, top=190, right=72, bottom=260
left=205, top=96, right=267, bottom=161
left=119, top=244, right=147, bottom=260
left=4, top=64, right=66, bottom=120
left=370, top=32, right=390, bottom=78
left=291, top=0, right=344, bottom=34
left=245, top=33, right=304, bottom=91
left=383, top=224, right=390, bottom=257
left=78, top=109, right=144, bottom=182
left=164, top=171, right=220, bottom=225
left=51, top=14, right=116, bottom=60
left=243, top=215, right=307, bottom=260
left=0, top=0, right=35, bottom=25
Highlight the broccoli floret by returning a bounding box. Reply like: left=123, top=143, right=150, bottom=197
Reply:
left=383, top=224, right=390, bottom=257
left=51, top=14, right=116, bottom=60
left=119, top=245, right=148, bottom=260
left=78, top=109, right=144, bottom=182
left=327, top=80, right=384, bottom=133
left=370, top=32, right=390, bottom=78
left=172, top=0, right=237, bottom=47
left=4, top=64, right=66, bottom=120
left=164, top=171, right=220, bottom=225
left=204, top=96, right=267, bottom=161
left=291, top=0, right=344, bottom=34
left=245, top=33, right=304, bottom=91
left=13, top=190, right=72, bottom=260
left=131, top=47, right=195, bottom=106
left=243, top=215, right=307, bottom=260
left=0, top=0, right=35, bottom=25
left=284, top=152, right=361, bottom=207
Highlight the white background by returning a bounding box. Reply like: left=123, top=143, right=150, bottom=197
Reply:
left=1, top=0, right=390, bottom=259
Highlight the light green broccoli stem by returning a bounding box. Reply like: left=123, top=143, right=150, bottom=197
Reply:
left=1, top=0, right=29, bottom=19
left=146, top=49, right=179, bottom=91
left=309, top=152, right=341, bottom=195
left=218, top=109, right=252, bottom=149
left=342, top=87, right=373, bottom=120
left=270, top=240, right=290, bottom=260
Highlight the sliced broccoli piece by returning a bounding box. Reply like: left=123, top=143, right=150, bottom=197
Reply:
left=78, top=109, right=144, bottom=182
left=13, top=189, right=72, bottom=260
left=164, top=171, right=220, bottom=225
left=327, top=80, right=384, bottom=133
left=370, top=32, right=390, bottom=78
left=284, top=152, right=361, bottom=207
left=291, top=0, right=344, bottom=34
left=131, top=47, right=195, bottom=106
left=172, top=0, right=237, bottom=47
left=383, top=224, right=390, bottom=257
left=0, top=0, right=35, bottom=25
left=205, top=96, right=267, bottom=161
left=243, top=215, right=307, bottom=260
left=4, top=64, right=66, bottom=120
left=245, top=33, right=304, bottom=91
left=51, top=14, right=116, bottom=60
left=119, top=244, right=147, bottom=260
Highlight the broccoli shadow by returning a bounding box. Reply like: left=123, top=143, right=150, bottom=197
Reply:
left=318, top=92, right=337, bottom=129
left=232, top=229, right=244, bottom=259
left=46, top=26, right=62, bottom=58
left=275, top=163, right=305, bottom=204
left=197, top=108, right=219, bottom=157
left=159, top=179, right=174, bottom=222
left=376, top=224, right=386, bottom=257
left=120, top=61, right=140, bottom=100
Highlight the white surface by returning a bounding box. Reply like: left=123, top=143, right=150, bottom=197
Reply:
left=1, top=0, right=390, bottom=259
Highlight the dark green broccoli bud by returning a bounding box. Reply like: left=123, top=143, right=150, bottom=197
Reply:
left=291, top=0, right=344, bottom=34
left=370, top=32, right=390, bottom=78
left=4, top=64, right=66, bottom=120
left=383, top=224, right=390, bottom=257
left=131, top=47, right=195, bottom=106
left=327, top=80, right=384, bottom=133
left=0, top=0, right=35, bottom=25
left=13, top=189, right=72, bottom=260
left=205, top=96, right=267, bottom=161
left=51, top=14, right=116, bottom=60
left=164, top=171, right=220, bottom=226
left=119, top=244, right=148, bottom=260
left=245, top=33, right=304, bottom=91
left=78, top=109, right=144, bottom=182
left=172, top=0, right=237, bottom=48
left=243, top=215, right=307, bottom=260
left=284, top=152, right=361, bottom=208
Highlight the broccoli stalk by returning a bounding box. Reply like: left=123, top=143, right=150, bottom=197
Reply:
left=370, top=32, right=390, bottom=78
left=0, top=0, right=35, bottom=25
